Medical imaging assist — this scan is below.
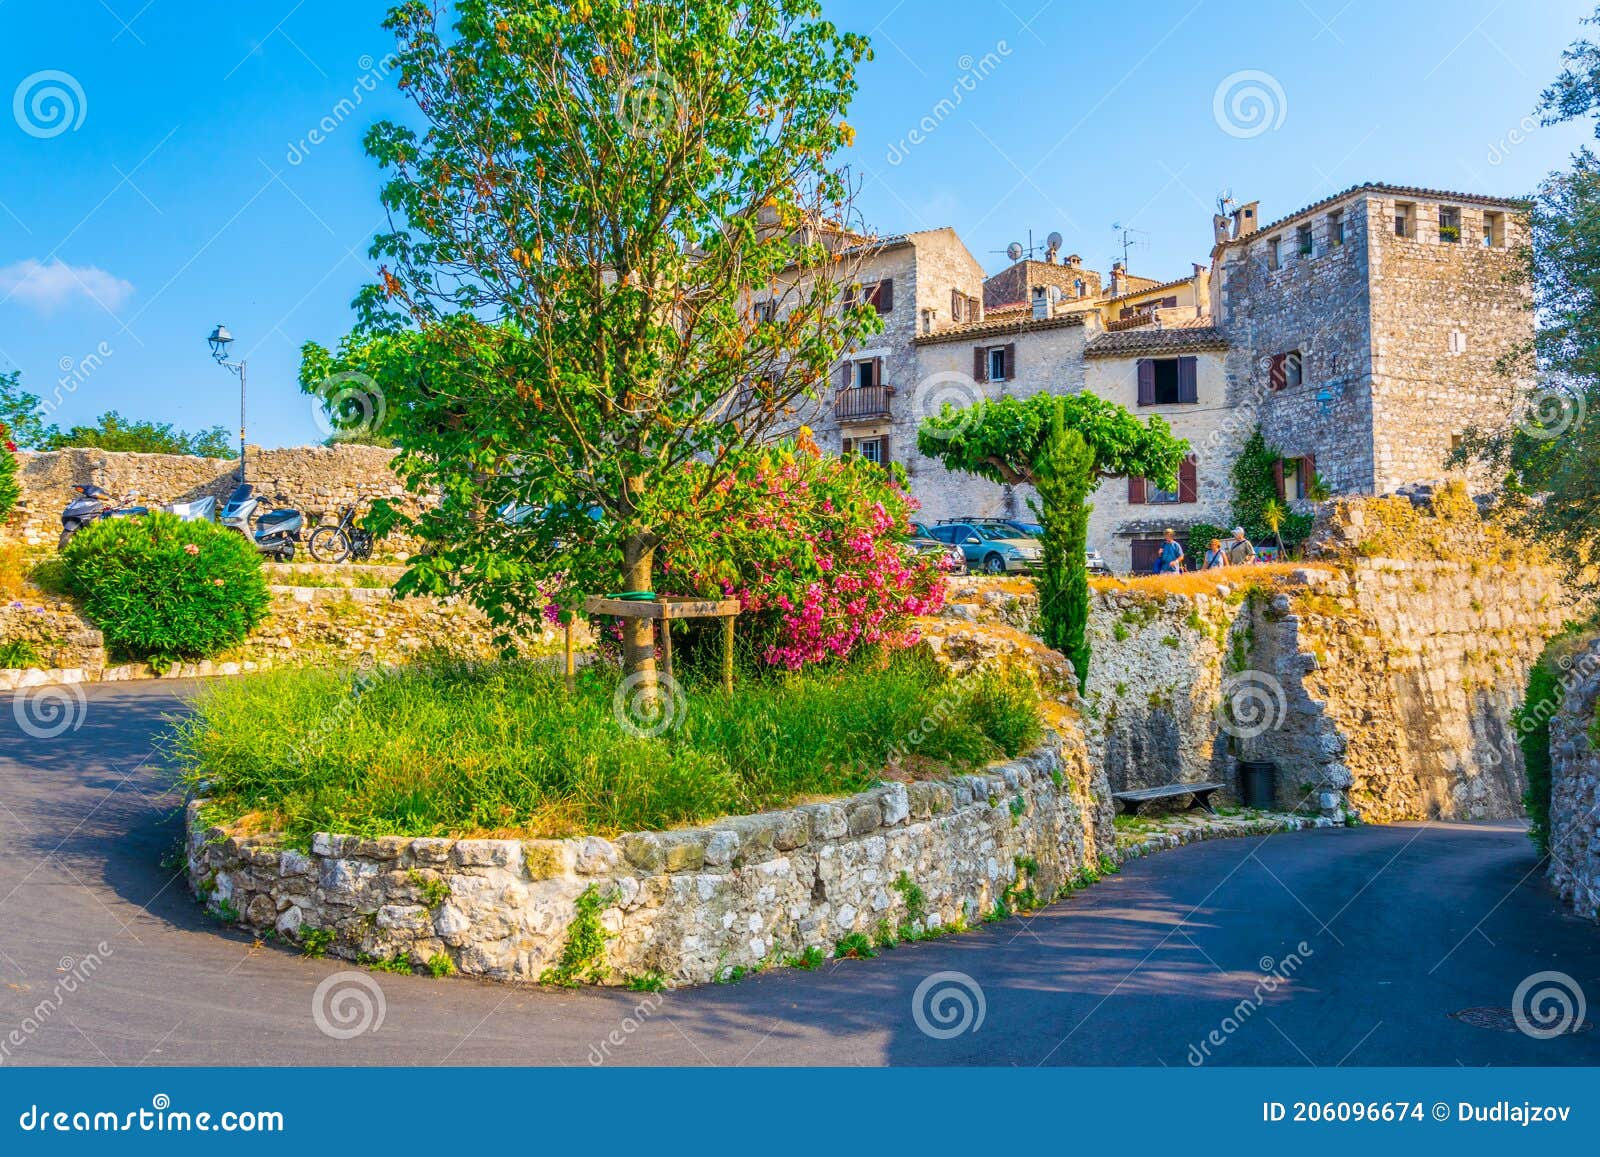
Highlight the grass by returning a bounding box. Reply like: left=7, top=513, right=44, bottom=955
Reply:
left=1091, top=562, right=1331, bottom=599
left=174, top=650, right=1041, bottom=845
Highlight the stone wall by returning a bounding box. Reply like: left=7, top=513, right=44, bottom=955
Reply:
left=948, top=490, right=1576, bottom=822
left=1548, top=636, right=1600, bottom=919
left=188, top=733, right=1112, bottom=987
left=0, top=573, right=565, bottom=689
left=11, top=445, right=417, bottom=549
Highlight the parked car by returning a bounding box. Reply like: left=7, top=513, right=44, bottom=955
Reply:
left=908, top=522, right=968, bottom=574
left=927, top=521, right=1041, bottom=574
left=951, top=517, right=1112, bottom=576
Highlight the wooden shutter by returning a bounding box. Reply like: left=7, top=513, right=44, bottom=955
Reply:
left=951, top=289, right=962, bottom=322
left=1128, top=476, right=1147, bottom=504
left=841, top=361, right=852, bottom=390
left=974, top=347, right=988, bottom=382
left=843, top=284, right=857, bottom=310
left=1273, top=458, right=1286, bottom=499
left=1178, top=455, right=1198, bottom=503
left=870, top=356, right=883, bottom=389
left=879, top=435, right=891, bottom=467
left=875, top=279, right=893, bottom=313
left=1177, top=357, right=1198, bottom=404
left=1302, top=453, right=1317, bottom=492
left=1003, top=343, right=1016, bottom=380
left=842, top=438, right=853, bottom=455
left=1269, top=353, right=1287, bottom=391
left=1136, top=359, right=1155, bottom=406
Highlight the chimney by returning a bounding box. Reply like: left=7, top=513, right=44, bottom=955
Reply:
left=1066, top=253, right=1082, bottom=269
left=1111, top=260, right=1127, bottom=297
left=1231, top=201, right=1261, bottom=239
left=1031, top=285, right=1049, bottom=320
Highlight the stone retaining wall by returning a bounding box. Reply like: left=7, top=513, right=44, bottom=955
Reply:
left=187, top=734, right=1113, bottom=987
left=11, top=445, right=417, bottom=550
left=1548, top=636, right=1600, bottom=919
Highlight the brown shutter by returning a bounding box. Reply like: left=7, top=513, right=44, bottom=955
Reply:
left=842, top=438, right=853, bottom=455
left=1129, top=476, right=1147, bottom=504
left=1303, top=453, right=1317, bottom=492
left=1178, top=455, right=1198, bottom=503
left=841, top=361, right=852, bottom=390
left=1273, top=458, right=1286, bottom=499
left=974, top=347, right=987, bottom=382
left=1177, top=356, right=1198, bottom=403
left=879, top=435, right=890, bottom=468
left=871, top=356, right=883, bottom=389
left=876, top=279, right=893, bottom=313
left=951, top=289, right=962, bottom=322
left=1136, top=359, right=1155, bottom=406
left=1269, top=353, right=1287, bottom=391
left=1003, top=343, right=1016, bottom=380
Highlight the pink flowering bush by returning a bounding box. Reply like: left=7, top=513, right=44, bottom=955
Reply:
left=650, top=440, right=947, bottom=669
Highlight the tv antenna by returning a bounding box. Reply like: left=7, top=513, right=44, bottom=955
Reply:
left=992, top=228, right=1067, bottom=264
left=1110, top=221, right=1149, bottom=269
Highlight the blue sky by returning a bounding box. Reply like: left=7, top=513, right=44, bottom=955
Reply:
left=1, top=0, right=1595, bottom=449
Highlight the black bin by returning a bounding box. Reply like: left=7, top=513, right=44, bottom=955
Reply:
left=1238, top=760, right=1277, bottom=810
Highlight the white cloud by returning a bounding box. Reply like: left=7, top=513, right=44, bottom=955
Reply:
left=0, top=258, right=135, bottom=313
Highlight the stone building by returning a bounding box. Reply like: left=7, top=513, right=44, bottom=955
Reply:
left=802, top=181, right=1530, bottom=572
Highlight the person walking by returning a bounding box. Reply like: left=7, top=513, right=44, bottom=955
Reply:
left=1154, top=528, right=1185, bottom=574
left=1203, top=537, right=1228, bottom=570
left=1226, top=526, right=1257, bottom=566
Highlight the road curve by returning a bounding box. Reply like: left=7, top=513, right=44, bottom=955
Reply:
left=1, top=679, right=1597, bottom=1067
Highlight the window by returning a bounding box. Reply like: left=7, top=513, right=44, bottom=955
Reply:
left=1438, top=206, right=1462, bottom=243
left=988, top=347, right=1008, bottom=382
left=1269, top=350, right=1302, bottom=391
left=1395, top=202, right=1413, bottom=238
left=1328, top=210, right=1344, bottom=247
left=1074, top=278, right=1086, bottom=296
left=1275, top=454, right=1316, bottom=502
left=753, top=299, right=777, bottom=324
left=1267, top=236, right=1281, bottom=270
left=1482, top=211, right=1503, bottom=247
left=1447, top=330, right=1467, bottom=355
left=1137, top=356, right=1199, bottom=405
left=855, top=359, right=875, bottom=389
left=1128, top=456, right=1198, bottom=505
left=950, top=290, right=979, bottom=323
left=843, top=436, right=888, bottom=465
left=1297, top=225, right=1314, bottom=257
left=921, top=308, right=935, bottom=335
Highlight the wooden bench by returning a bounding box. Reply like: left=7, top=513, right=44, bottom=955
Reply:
left=1112, top=781, right=1226, bottom=817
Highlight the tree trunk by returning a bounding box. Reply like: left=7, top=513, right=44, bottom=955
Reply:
left=620, top=530, right=658, bottom=701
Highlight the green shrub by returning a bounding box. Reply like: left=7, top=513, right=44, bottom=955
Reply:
left=0, top=638, right=41, bottom=669
left=1519, top=625, right=1595, bottom=854
left=60, top=513, right=271, bottom=665
left=173, top=650, right=1040, bottom=845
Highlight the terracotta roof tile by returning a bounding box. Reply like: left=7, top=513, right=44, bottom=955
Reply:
left=914, top=310, right=1087, bottom=346
left=1083, top=326, right=1228, bottom=358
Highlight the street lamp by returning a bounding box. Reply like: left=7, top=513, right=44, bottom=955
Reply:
left=207, top=323, right=247, bottom=482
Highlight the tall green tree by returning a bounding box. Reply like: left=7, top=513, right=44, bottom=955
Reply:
left=43, top=411, right=234, bottom=457
left=1454, top=8, right=1600, bottom=565
left=918, top=392, right=1187, bottom=685
left=0, top=370, right=55, bottom=450
left=309, top=0, right=876, bottom=700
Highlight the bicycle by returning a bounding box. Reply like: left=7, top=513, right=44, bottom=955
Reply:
left=307, top=502, right=376, bottom=564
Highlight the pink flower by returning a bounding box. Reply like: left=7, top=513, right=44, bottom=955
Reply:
left=183, top=543, right=200, bottom=556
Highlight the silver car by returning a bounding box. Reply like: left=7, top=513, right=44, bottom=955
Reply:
left=929, top=521, right=1041, bottom=574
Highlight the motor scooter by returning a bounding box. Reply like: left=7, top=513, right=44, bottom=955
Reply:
left=219, top=484, right=304, bottom=561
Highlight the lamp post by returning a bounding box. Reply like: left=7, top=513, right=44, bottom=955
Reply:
left=207, top=324, right=246, bottom=482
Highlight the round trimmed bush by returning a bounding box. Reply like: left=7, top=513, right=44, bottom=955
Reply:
left=61, top=513, right=272, bottom=664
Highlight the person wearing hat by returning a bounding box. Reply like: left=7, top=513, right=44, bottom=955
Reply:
left=1226, top=526, right=1257, bottom=566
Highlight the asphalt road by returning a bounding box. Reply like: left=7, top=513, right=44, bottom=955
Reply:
left=1, top=679, right=1597, bottom=1067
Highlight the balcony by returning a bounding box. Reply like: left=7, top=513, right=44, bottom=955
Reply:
left=835, top=384, right=894, bottom=422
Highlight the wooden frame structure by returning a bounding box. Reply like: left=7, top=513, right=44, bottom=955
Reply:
left=569, top=595, right=742, bottom=693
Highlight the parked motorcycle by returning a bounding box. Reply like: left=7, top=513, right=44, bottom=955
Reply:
left=220, top=483, right=304, bottom=562
left=308, top=502, right=375, bottom=564
left=58, top=484, right=147, bottom=549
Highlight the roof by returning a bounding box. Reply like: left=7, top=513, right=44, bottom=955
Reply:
left=1104, top=271, right=1200, bottom=304
left=1083, top=326, right=1228, bottom=358
left=833, top=226, right=967, bottom=260
left=1231, top=182, right=1532, bottom=245
left=914, top=310, right=1087, bottom=346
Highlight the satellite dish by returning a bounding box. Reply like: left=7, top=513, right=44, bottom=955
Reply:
left=1006, top=242, right=1023, bottom=261
left=1046, top=231, right=1064, bottom=251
